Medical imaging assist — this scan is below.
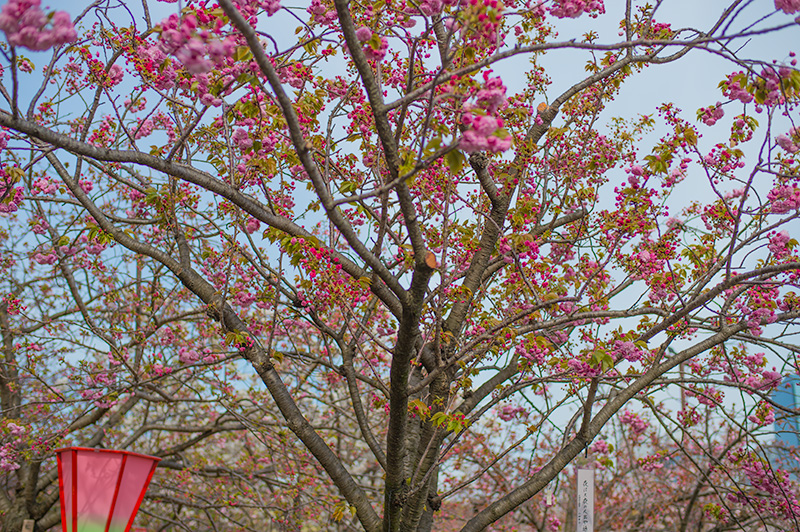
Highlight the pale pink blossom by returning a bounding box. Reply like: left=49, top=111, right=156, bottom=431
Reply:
left=174, top=37, right=213, bottom=74
left=775, top=0, right=800, bottom=14
left=620, top=409, right=648, bottom=435
left=33, top=252, right=57, bottom=265
left=355, top=26, right=372, bottom=42
left=260, top=0, right=281, bottom=16
left=362, top=35, right=388, bottom=61
left=700, top=102, right=725, bottom=126
left=245, top=217, right=260, bottom=234
left=178, top=346, right=201, bottom=364
left=549, top=0, right=605, bottom=19
left=768, top=231, right=791, bottom=258
left=0, top=0, right=77, bottom=51
left=768, top=185, right=800, bottom=213
left=232, top=128, right=253, bottom=149
left=419, top=0, right=444, bottom=15
left=308, top=0, right=337, bottom=25
left=776, top=132, right=799, bottom=153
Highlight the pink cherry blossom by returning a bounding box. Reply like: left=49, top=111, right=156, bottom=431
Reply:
left=355, top=26, right=372, bottom=42
left=767, top=184, right=800, bottom=213
left=260, top=0, right=281, bottom=16
left=699, top=102, right=725, bottom=126
left=619, top=409, right=648, bottom=435
left=175, top=37, right=213, bottom=74
left=418, top=0, right=444, bottom=16
left=776, top=129, right=799, bottom=153
left=245, top=217, right=261, bottom=234
left=613, top=340, right=642, bottom=362
left=232, top=128, right=253, bottom=149
left=775, top=0, right=800, bottom=14
left=362, top=35, right=388, bottom=61
left=768, top=231, right=791, bottom=258
left=32, top=252, right=57, bottom=265
left=32, top=176, right=57, bottom=195
left=549, top=0, right=605, bottom=19
left=308, top=0, right=337, bottom=25
left=0, top=0, right=77, bottom=51
left=475, top=76, right=508, bottom=114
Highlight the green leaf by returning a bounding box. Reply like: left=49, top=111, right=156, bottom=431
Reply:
left=408, top=399, right=430, bottom=419
left=431, top=412, right=448, bottom=427
left=340, top=181, right=358, bottom=194
left=423, top=137, right=442, bottom=156
left=445, top=150, right=465, bottom=174
left=5, top=167, right=24, bottom=183
left=233, top=46, right=253, bottom=62
left=367, top=33, right=382, bottom=51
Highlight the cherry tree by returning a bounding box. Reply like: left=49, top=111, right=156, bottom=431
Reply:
left=1, top=0, right=800, bottom=530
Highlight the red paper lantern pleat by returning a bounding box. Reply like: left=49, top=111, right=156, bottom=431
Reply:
left=56, top=448, right=161, bottom=532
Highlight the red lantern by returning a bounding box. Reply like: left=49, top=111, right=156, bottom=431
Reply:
left=56, top=447, right=161, bottom=532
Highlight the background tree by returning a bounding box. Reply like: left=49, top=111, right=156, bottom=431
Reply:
left=1, top=0, right=800, bottom=531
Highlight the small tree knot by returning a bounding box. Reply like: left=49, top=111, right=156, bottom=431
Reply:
left=468, top=152, right=489, bottom=171
left=427, top=493, right=442, bottom=512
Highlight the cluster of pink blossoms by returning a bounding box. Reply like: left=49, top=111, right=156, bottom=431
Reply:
left=31, top=176, right=57, bottom=195
left=775, top=0, right=800, bottom=14
left=417, top=0, right=457, bottom=16
left=685, top=385, right=723, bottom=407
left=80, top=371, right=119, bottom=408
left=515, top=338, right=549, bottom=365
left=0, top=444, right=20, bottom=472
left=567, top=357, right=601, bottom=377
left=768, top=230, right=791, bottom=258
left=460, top=76, right=511, bottom=153
left=625, top=164, right=646, bottom=187
left=619, top=409, right=648, bottom=435
left=589, top=439, right=610, bottom=454
left=723, top=65, right=796, bottom=110
left=612, top=340, right=643, bottom=362
left=726, top=449, right=800, bottom=521
left=244, top=217, right=260, bottom=234
left=549, top=0, right=605, bottom=19
left=497, top=404, right=528, bottom=421
left=638, top=453, right=666, bottom=473
left=444, top=0, right=504, bottom=44
left=756, top=67, right=793, bottom=107
left=720, top=363, right=783, bottom=394
left=159, top=14, right=235, bottom=75
left=0, top=135, right=23, bottom=213
left=747, top=400, right=775, bottom=427
left=699, top=102, right=725, bottom=126
left=258, top=0, right=281, bottom=15
left=307, top=0, right=337, bottom=25
left=767, top=184, right=800, bottom=213
left=735, top=288, right=779, bottom=337
left=0, top=0, right=76, bottom=51
left=722, top=72, right=754, bottom=103
left=0, top=172, right=23, bottom=214
left=777, top=128, right=799, bottom=153
left=354, top=26, right=388, bottom=61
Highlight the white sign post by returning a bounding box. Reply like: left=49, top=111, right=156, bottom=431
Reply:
left=576, top=469, right=594, bottom=532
